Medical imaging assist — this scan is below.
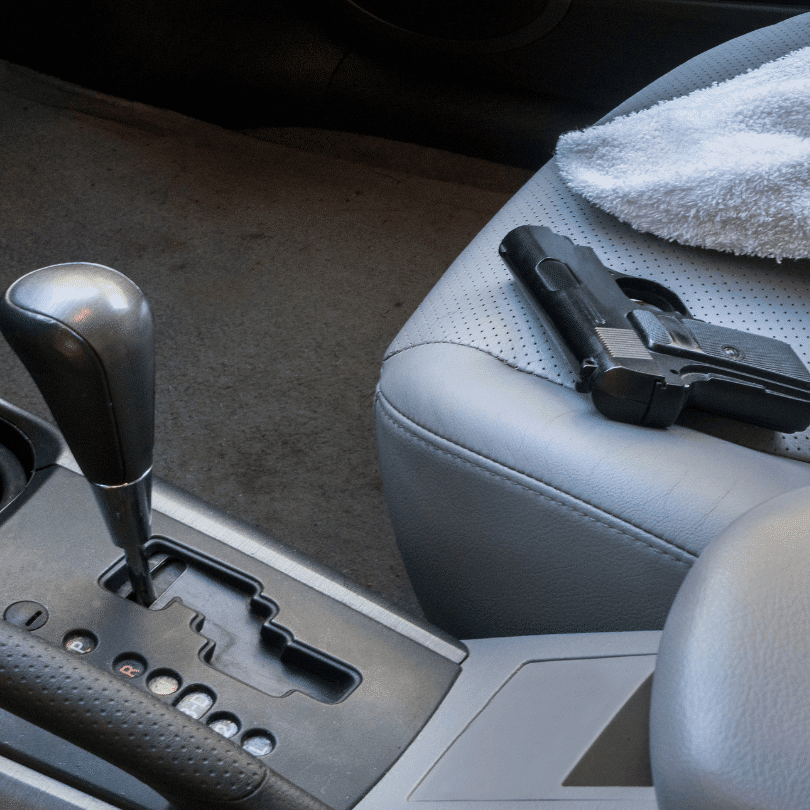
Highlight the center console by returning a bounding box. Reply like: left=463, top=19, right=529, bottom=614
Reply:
left=0, top=264, right=661, bottom=809
left=0, top=398, right=466, bottom=810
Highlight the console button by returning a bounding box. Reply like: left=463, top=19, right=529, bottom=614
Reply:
left=176, top=689, right=214, bottom=719
left=4, top=601, right=48, bottom=630
left=148, top=671, right=181, bottom=696
left=62, top=631, right=97, bottom=654
left=242, top=732, right=275, bottom=757
left=208, top=713, right=240, bottom=739
left=113, top=654, right=147, bottom=679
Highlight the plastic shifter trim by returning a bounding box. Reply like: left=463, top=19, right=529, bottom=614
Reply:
left=0, top=620, right=330, bottom=810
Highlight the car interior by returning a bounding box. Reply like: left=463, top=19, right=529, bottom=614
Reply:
left=2, top=1, right=810, bottom=808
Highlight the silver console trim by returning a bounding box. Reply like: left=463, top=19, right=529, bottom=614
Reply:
left=0, top=755, right=119, bottom=810
left=356, top=631, right=662, bottom=809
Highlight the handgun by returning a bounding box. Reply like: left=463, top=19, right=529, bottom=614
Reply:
left=498, top=225, right=810, bottom=431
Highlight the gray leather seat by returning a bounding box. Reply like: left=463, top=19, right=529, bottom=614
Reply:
left=375, top=12, right=810, bottom=639
left=650, top=483, right=810, bottom=810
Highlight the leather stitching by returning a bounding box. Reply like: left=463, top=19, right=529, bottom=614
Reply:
left=384, top=338, right=570, bottom=386
left=377, top=390, right=694, bottom=567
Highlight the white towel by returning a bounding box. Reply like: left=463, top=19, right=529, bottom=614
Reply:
left=555, top=47, right=810, bottom=262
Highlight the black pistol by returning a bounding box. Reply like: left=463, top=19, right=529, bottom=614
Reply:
left=499, top=225, right=810, bottom=431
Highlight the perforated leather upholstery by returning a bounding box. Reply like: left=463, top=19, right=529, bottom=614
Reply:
left=376, top=13, right=810, bottom=638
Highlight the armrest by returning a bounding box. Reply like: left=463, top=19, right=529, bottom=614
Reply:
left=650, top=484, right=810, bottom=809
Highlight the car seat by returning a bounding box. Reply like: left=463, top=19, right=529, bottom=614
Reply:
left=375, top=11, right=810, bottom=638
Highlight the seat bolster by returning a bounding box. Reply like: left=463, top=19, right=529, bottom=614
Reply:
left=377, top=342, right=810, bottom=637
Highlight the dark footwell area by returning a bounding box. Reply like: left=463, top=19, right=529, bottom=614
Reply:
left=0, top=61, right=519, bottom=616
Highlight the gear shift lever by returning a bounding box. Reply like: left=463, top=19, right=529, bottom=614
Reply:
left=0, top=263, right=156, bottom=605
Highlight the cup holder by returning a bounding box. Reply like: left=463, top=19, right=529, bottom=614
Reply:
left=0, top=417, right=33, bottom=512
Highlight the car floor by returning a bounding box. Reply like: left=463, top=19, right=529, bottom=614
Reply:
left=0, top=60, right=526, bottom=617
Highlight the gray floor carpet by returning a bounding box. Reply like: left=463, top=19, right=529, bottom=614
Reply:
left=0, top=61, right=520, bottom=617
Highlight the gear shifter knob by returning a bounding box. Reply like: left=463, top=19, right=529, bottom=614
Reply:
left=0, top=263, right=156, bottom=604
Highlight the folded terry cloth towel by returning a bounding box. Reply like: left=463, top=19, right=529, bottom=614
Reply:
left=555, top=47, right=810, bottom=261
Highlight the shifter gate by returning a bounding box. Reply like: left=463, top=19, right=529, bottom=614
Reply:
left=101, top=538, right=361, bottom=703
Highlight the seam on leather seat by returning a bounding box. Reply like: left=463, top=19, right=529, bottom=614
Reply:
left=377, top=389, right=695, bottom=567
left=384, top=337, right=563, bottom=377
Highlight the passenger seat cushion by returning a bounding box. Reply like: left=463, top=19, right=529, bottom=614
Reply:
left=377, top=13, right=810, bottom=638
